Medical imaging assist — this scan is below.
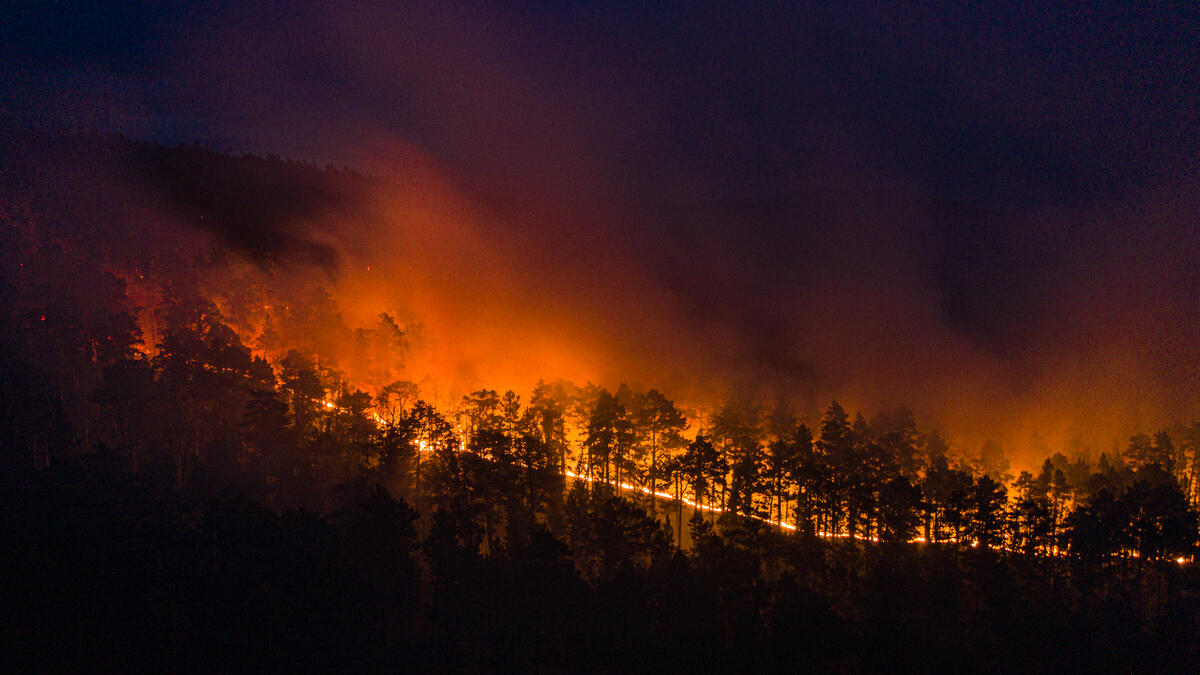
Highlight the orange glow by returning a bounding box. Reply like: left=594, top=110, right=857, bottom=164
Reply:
left=105, top=137, right=1200, bottom=475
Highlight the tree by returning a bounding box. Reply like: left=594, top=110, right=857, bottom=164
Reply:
left=1123, top=476, right=1198, bottom=560
left=631, top=389, right=688, bottom=497
left=562, top=489, right=671, bottom=582
left=849, top=418, right=898, bottom=540
left=817, top=401, right=853, bottom=536
left=511, top=432, right=556, bottom=520
left=589, top=496, right=673, bottom=581
left=710, top=398, right=761, bottom=510
left=334, top=388, right=377, bottom=451
left=1176, top=422, right=1200, bottom=508
left=728, top=440, right=764, bottom=517
left=976, top=440, right=1012, bottom=485
left=500, top=390, right=522, bottom=439
left=1032, top=459, right=1072, bottom=540
left=661, top=454, right=688, bottom=546
left=681, top=434, right=723, bottom=517
left=920, top=429, right=951, bottom=473
left=1123, top=429, right=1161, bottom=468
left=507, top=397, right=560, bottom=525
left=1152, top=431, right=1176, bottom=474
left=763, top=436, right=798, bottom=523
left=923, top=457, right=974, bottom=542
left=411, top=400, right=459, bottom=510
left=373, top=411, right=418, bottom=500
left=376, top=380, right=419, bottom=425
left=787, top=424, right=821, bottom=536
left=966, top=475, right=1007, bottom=548
left=460, top=389, right=502, bottom=442
left=349, top=313, right=410, bottom=390
left=152, top=292, right=260, bottom=492
left=1010, top=471, right=1055, bottom=555
left=239, top=387, right=293, bottom=502
left=872, top=407, right=923, bottom=479
left=583, top=389, right=634, bottom=486
left=877, top=475, right=922, bottom=543
left=278, top=350, right=325, bottom=441
left=527, top=379, right=570, bottom=476
left=1064, top=489, right=1130, bottom=560
left=570, top=381, right=604, bottom=463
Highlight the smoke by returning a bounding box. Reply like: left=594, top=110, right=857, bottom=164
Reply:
left=9, top=2, right=1200, bottom=469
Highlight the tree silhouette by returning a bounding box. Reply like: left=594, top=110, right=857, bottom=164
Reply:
left=583, top=388, right=634, bottom=486
left=873, top=407, right=923, bottom=480
left=817, top=401, right=853, bottom=536
left=1011, top=471, right=1055, bottom=555
left=1065, top=488, right=1131, bottom=560
left=976, top=440, right=1013, bottom=485
left=527, top=379, right=570, bottom=477
left=763, top=436, right=797, bottom=523
left=153, top=292, right=261, bottom=492
left=967, top=475, right=1008, bottom=548
left=923, top=457, right=973, bottom=542
left=787, top=423, right=820, bottom=536
left=278, top=350, right=325, bottom=442
left=710, top=398, right=761, bottom=511
left=681, top=434, right=723, bottom=517
left=877, top=475, right=922, bottom=543
left=1123, top=473, right=1198, bottom=560
left=631, top=389, right=688, bottom=499
left=411, top=400, right=459, bottom=512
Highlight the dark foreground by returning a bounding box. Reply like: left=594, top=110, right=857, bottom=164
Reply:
left=4, top=465, right=1198, bottom=673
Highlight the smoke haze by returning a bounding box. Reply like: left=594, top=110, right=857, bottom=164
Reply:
left=5, top=1, right=1200, bottom=468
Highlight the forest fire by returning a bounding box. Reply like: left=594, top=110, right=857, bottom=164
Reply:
left=308, top=374, right=1189, bottom=557
left=5, top=2, right=1200, bottom=671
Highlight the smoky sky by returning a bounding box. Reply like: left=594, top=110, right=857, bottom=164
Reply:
left=5, top=1, right=1200, bottom=462
left=6, top=2, right=1199, bottom=204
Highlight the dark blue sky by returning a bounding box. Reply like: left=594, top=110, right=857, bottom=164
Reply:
left=4, top=1, right=1198, bottom=206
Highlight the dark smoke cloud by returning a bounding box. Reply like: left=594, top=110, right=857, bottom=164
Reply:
left=118, top=141, right=364, bottom=274
left=6, top=1, right=1200, bottom=467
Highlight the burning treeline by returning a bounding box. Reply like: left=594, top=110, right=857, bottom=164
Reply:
left=3, top=136, right=1199, bottom=564
left=81, top=133, right=1200, bottom=466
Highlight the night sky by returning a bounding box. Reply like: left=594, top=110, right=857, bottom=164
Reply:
left=5, top=2, right=1198, bottom=204
left=4, top=1, right=1200, bottom=462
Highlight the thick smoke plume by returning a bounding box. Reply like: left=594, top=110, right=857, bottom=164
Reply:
left=8, top=1, right=1200, bottom=469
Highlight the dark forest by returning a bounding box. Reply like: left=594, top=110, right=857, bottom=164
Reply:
left=2, top=135, right=1200, bottom=672
left=6, top=5, right=1200, bottom=670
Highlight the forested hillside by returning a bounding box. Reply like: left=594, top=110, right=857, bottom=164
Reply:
left=3, top=137, right=1199, bottom=672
